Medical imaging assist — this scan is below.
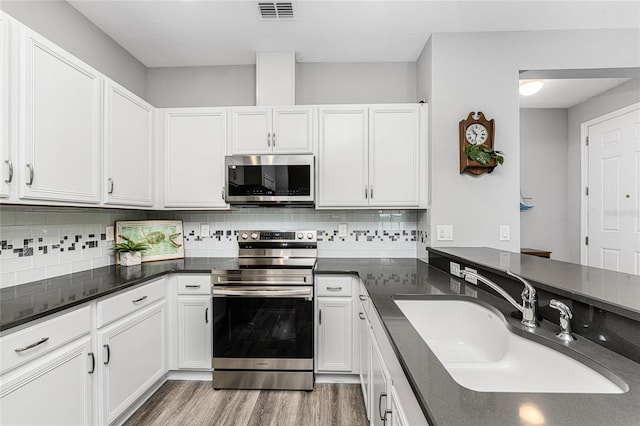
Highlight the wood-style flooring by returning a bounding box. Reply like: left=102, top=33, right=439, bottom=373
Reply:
left=125, top=381, right=368, bottom=426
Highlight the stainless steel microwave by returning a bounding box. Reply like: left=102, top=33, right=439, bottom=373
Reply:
left=224, top=155, right=315, bottom=206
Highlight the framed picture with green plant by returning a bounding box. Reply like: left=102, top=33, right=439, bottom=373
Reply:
left=115, top=220, right=185, bottom=263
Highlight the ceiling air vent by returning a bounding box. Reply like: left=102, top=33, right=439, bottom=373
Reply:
left=258, top=2, right=296, bottom=20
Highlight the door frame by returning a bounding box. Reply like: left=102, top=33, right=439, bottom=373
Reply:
left=580, top=101, right=640, bottom=266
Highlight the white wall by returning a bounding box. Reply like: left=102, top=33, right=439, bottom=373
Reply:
left=422, top=29, right=640, bottom=253
left=566, top=78, right=640, bottom=262
left=1, top=0, right=147, bottom=98
left=520, top=109, right=568, bottom=261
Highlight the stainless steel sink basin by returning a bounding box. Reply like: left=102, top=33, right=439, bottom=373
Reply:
left=395, top=298, right=628, bottom=393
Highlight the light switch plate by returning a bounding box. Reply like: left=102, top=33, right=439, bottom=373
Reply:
left=201, top=224, right=210, bottom=237
left=105, top=226, right=115, bottom=241
left=338, top=223, right=348, bottom=238
left=437, top=225, right=453, bottom=241
left=499, top=225, right=510, bottom=241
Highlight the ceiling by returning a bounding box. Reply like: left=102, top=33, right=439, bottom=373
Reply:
left=67, top=0, right=640, bottom=68
left=518, top=78, right=632, bottom=108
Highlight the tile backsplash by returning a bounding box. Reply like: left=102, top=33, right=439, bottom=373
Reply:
left=1, top=205, right=429, bottom=288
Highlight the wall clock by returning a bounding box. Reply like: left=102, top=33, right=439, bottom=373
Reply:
left=459, top=111, right=499, bottom=175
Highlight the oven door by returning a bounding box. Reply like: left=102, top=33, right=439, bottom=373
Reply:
left=212, top=286, right=314, bottom=370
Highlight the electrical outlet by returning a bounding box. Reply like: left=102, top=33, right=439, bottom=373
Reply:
left=464, top=267, right=478, bottom=285
left=499, top=225, right=510, bottom=241
left=437, top=225, right=453, bottom=241
left=201, top=224, right=210, bottom=237
left=338, top=223, right=348, bottom=238
left=105, top=226, right=115, bottom=241
left=450, top=261, right=461, bottom=277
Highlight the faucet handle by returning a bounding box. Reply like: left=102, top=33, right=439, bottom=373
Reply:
left=505, top=269, right=536, bottom=300
left=549, top=299, right=573, bottom=319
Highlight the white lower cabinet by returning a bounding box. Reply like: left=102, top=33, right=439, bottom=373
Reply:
left=315, top=275, right=359, bottom=374
left=177, top=296, right=212, bottom=369
left=390, top=385, right=409, bottom=426
left=97, top=300, right=166, bottom=425
left=0, top=336, right=93, bottom=425
left=371, top=337, right=392, bottom=426
left=358, top=293, right=372, bottom=420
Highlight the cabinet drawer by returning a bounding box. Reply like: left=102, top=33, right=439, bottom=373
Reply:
left=0, top=306, right=91, bottom=374
left=96, top=279, right=165, bottom=328
left=177, top=275, right=211, bottom=295
left=316, top=276, right=352, bottom=297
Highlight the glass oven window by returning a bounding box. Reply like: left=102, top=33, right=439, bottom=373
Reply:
left=213, top=296, right=313, bottom=359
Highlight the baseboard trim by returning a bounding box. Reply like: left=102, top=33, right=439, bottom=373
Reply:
left=167, top=370, right=213, bottom=381
left=315, top=373, right=360, bottom=384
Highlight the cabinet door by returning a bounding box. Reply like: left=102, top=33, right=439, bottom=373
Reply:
left=369, top=106, right=420, bottom=207
left=272, top=107, right=314, bottom=154
left=98, top=301, right=166, bottom=425
left=390, top=385, right=409, bottom=426
left=316, top=297, right=353, bottom=372
left=103, top=80, right=153, bottom=206
left=229, top=108, right=272, bottom=154
left=19, top=27, right=101, bottom=203
left=358, top=304, right=371, bottom=420
left=163, top=109, right=227, bottom=208
left=317, top=107, right=368, bottom=207
left=0, top=12, right=10, bottom=198
left=371, top=335, right=392, bottom=426
left=177, top=296, right=212, bottom=370
left=0, top=337, right=93, bottom=425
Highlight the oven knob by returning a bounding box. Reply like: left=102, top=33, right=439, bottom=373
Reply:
left=297, top=232, right=304, bottom=239
left=306, top=232, right=314, bottom=239
left=251, top=232, right=259, bottom=240
left=241, top=233, right=249, bottom=240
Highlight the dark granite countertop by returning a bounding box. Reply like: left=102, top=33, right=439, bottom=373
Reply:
left=315, top=258, right=640, bottom=426
left=0, top=257, right=233, bottom=333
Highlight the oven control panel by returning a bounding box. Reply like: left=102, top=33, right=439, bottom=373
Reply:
left=238, top=230, right=316, bottom=242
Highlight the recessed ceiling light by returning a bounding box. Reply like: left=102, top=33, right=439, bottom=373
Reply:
left=519, top=80, right=544, bottom=96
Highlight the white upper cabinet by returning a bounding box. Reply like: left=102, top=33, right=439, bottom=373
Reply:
left=103, top=80, right=154, bottom=207
left=0, top=12, right=11, bottom=198
left=318, top=104, right=422, bottom=209
left=369, top=106, right=420, bottom=207
left=229, top=106, right=313, bottom=155
left=18, top=26, right=102, bottom=204
left=162, top=108, right=228, bottom=208
left=318, top=106, right=369, bottom=207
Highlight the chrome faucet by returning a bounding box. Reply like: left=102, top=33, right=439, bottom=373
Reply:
left=549, top=299, right=577, bottom=341
left=460, top=268, right=539, bottom=329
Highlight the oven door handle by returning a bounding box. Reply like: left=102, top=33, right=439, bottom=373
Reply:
left=212, top=287, right=313, bottom=300
left=213, top=277, right=310, bottom=286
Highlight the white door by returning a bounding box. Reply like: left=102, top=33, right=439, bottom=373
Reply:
left=316, top=297, right=353, bottom=372
left=586, top=105, right=640, bottom=274
left=369, top=106, right=420, bottom=207
left=317, top=107, right=369, bottom=207
left=177, top=296, right=212, bottom=370
left=229, top=108, right=272, bottom=154
left=0, top=337, right=93, bottom=426
left=98, top=302, right=166, bottom=425
left=19, top=27, right=101, bottom=203
left=272, top=107, right=314, bottom=154
left=0, top=12, right=10, bottom=198
left=163, top=108, right=227, bottom=208
left=103, top=81, right=154, bottom=206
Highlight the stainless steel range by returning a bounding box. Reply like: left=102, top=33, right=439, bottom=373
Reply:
left=211, top=230, right=317, bottom=390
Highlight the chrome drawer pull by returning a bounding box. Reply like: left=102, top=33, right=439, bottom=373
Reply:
left=359, top=313, right=365, bottom=320
left=15, top=337, right=49, bottom=353
left=185, top=284, right=201, bottom=289
left=4, top=160, right=13, bottom=183
left=359, top=295, right=367, bottom=301
left=131, top=295, right=148, bottom=303
left=326, top=286, right=343, bottom=291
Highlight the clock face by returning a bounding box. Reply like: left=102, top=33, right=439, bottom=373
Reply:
left=465, top=123, right=488, bottom=145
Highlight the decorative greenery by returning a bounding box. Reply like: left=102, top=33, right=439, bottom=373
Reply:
left=465, top=144, right=505, bottom=165
left=113, top=235, right=150, bottom=253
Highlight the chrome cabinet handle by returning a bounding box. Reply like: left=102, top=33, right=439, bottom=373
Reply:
left=359, top=312, right=365, bottom=320
left=359, top=295, right=367, bottom=301
left=108, top=178, right=114, bottom=194
left=383, top=409, right=392, bottom=426
left=378, top=392, right=388, bottom=421
left=26, top=163, right=34, bottom=186
left=103, top=344, right=110, bottom=365
left=222, top=186, right=225, bottom=200
left=364, top=186, right=368, bottom=199
left=4, top=160, right=13, bottom=183
left=326, top=286, right=342, bottom=291
left=205, top=307, right=209, bottom=323
left=267, top=132, right=271, bottom=147
left=14, top=337, right=49, bottom=353
left=88, top=352, right=95, bottom=374
left=132, top=295, right=148, bottom=303
left=370, top=186, right=373, bottom=199
left=185, top=284, right=201, bottom=289
left=272, top=132, right=275, bottom=147
left=319, top=308, right=322, bottom=325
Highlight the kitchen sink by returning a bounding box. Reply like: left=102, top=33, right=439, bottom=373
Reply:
left=395, top=298, right=628, bottom=394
